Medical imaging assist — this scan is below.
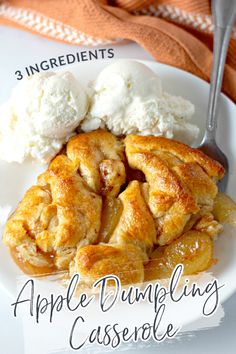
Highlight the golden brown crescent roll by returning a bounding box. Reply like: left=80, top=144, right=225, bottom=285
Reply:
left=67, top=130, right=126, bottom=196
left=124, top=135, right=224, bottom=246
left=109, top=180, right=156, bottom=256
left=70, top=243, right=144, bottom=286
left=3, top=130, right=224, bottom=283
left=4, top=154, right=102, bottom=274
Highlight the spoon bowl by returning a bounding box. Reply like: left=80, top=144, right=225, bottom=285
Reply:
left=199, top=136, right=229, bottom=192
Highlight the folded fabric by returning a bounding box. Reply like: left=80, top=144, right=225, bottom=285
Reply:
left=0, top=0, right=235, bottom=101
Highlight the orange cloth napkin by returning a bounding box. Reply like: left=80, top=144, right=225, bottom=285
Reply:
left=0, top=0, right=236, bottom=101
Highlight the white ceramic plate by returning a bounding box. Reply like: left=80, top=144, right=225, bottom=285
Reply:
left=0, top=60, right=235, bottom=325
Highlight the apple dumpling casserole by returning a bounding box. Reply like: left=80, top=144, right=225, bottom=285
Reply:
left=3, top=130, right=225, bottom=285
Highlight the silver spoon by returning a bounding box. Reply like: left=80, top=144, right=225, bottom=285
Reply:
left=199, top=0, right=236, bottom=192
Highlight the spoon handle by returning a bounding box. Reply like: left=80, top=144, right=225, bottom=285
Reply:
left=206, top=0, right=236, bottom=138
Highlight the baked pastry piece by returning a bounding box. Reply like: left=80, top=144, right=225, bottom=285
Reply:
left=4, top=130, right=125, bottom=275
left=125, top=135, right=224, bottom=246
left=70, top=243, right=144, bottom=286
left=3, top=130, right=224, bottom=284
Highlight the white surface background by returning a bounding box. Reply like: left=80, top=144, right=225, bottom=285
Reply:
left=0, top=26, right=235, bottom=354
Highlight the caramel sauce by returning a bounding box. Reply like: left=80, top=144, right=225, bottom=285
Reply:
left=123, top=157, right=146, bottom=183
left=10, top=247, right=56, bottom=276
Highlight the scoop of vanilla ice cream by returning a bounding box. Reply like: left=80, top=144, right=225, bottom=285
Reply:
left=11, top=71, right=88, bottom=139
left=0, top=71, right=89, bottom=163
left=82, top=60, right=162, bottom=133
left=82, top=60, right=199, bottom=144
left=0, top=103, right=64, bottom=162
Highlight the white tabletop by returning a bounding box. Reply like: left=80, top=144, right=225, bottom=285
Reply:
left=0, top=26, right=236, bottom=354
